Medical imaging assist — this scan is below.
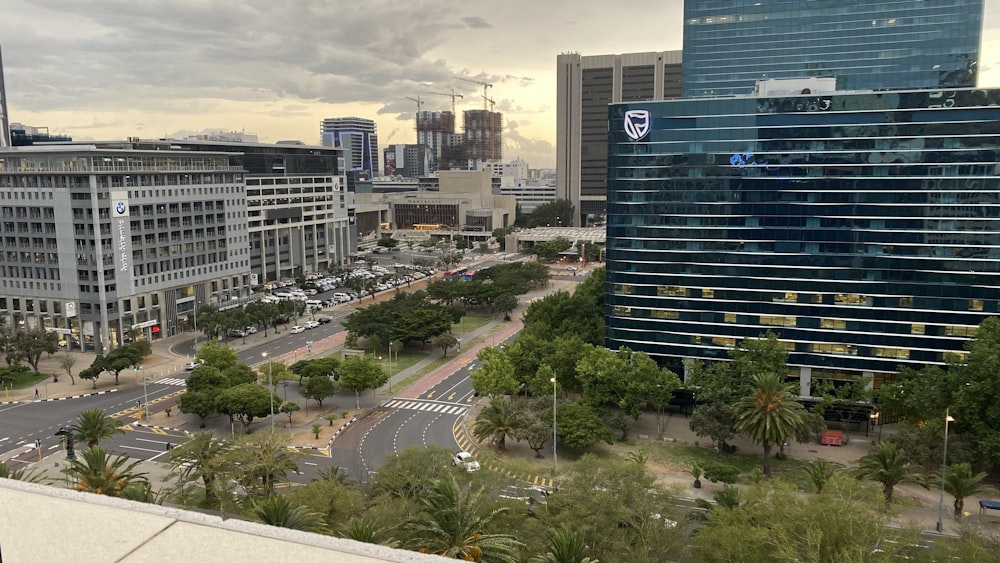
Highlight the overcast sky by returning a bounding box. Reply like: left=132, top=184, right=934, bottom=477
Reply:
left=3, top=0, right=1000, bottom=169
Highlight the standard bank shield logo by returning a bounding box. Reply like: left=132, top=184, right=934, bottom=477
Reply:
left=623, top=110, right=651, bottom=141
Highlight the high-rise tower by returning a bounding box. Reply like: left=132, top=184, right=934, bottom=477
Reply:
left=555, top=51, right=683, bottom=225
left=682, top=0, right=983, bottom=97
left=320, top=117, right=379, bottom=179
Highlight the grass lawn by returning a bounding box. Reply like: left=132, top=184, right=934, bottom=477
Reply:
left=600, top=439, right=806, bottom=479
left=6, top=369, right=50, bottom=390
left=454, top=313, right=492, bottom=337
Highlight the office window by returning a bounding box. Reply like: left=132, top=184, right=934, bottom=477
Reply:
left=811, top=343, right=858, bottom=355
left=874, top=347, right=910, bottom=359
left=658, top=285, right=687, bottom=296
left=821, top=318, right=847, bottom=330
left=724, top=313, right=737, bottom=323
left=945, top=326, right=978, bottom=337
left=943, top=351, right=969, bottom=363
left=835, top=294, right=868, bottom=305
left=651, top=309, right=679, bottom=319
left=712, top=337, right=736, bottom=347
left=899, top=297, right=913, bottom=307
left=773, top=292, right=797, bottom=303
left=761, top=315, right=796, bottom=326
left=612, top=306, right=631, bottom=316
left=911, top=323, right=925, bottom=335
left=702, top=288, right=714, bottom=298
left=612, top=283, right=633, bottom=295
left=970, top=299, right=984, bottom=311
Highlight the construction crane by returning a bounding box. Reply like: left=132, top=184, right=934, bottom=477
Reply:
left=405, top=95, right=424, bottom=112
left=454, top=75, right=492, bottom=110
left=484, top=97, right=496, bottom=112
left=428, top=88, right=463, bottom=114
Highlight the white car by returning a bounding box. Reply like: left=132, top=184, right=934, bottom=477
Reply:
left=290, top=325, right=306, bottom=334
left=304, top=320, right=320, bottom=329
left=184, top=361, right=204, bottom=371
left=452, top=451, right=481, bottom=472
left=566, top=265, right=578, bottom=272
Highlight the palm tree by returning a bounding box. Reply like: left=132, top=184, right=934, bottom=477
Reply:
left=71, top=408, right=125, bottom=448
left=942, top=462, right=998, bottom=518
left=529, top=524, right=599, bottom=563
left=168, top=432, right=231, bottom=504
left=224, top=432, right=299, bottom=497
left=0, top=460, right=43, bottom=483
left=733, top=372, right=805, bottom=477
left=404, top=475, right=525, bottom=562
left=342, top=517, right=399, bottom=548
left=854, top=441, right=911, bottom=505
left=473, top=397, right=521, bottom=452
left=253, top=495, right=330, bottom=534
left=62, top=446, right=148, bottom=497
left=800, top=459, right=840, bottom=494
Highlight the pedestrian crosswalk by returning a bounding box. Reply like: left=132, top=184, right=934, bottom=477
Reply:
left=153, top=377, right=187, bottom=386
left=382, top=399, right=467, bottom=415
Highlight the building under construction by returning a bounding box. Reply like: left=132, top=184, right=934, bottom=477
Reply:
left=462, top=109, right=502, bottom=163
left=416, top=110, right=458, bottom=171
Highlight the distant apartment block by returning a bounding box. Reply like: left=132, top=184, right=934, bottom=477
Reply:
left=321, top=117, right=379, bottom=179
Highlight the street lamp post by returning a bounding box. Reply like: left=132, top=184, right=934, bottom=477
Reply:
left=936, top=409, right=955, bottom=533
left=262, top=351, right=274, bottom=432
left=192, top=300, right=200, bottom=344
left=551, top=377, right=558, bottom=474
left=388, top=342, right=393, bottom=393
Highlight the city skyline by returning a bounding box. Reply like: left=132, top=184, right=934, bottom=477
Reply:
left=2, top=0, right=1000, bottom=169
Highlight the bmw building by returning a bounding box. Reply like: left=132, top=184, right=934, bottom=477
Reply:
left=605, top=83, right=1000, bottom=393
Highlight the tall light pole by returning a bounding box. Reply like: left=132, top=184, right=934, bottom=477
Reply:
left=388, top=342, right=393, bottom=393
left=192, top=300, right=201, bottom=344
left=262, top=351, right=274, bottom=432
left=936, top=409, right=955, bottom=533
left=551, top=377, right=558, bottom=474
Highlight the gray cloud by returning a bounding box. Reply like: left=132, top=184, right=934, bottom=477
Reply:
left=461, top=16, right=493, bottom=29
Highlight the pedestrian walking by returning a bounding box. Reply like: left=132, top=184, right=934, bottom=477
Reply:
left=166, top=442, right=172, bottom=451
left=34, top=388, right=39, bottom=399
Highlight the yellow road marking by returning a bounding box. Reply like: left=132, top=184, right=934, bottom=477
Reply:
left=447, top=393, right=456, bottom=400
left=426, top=392, right=435, bottom=398
left=150, top=428, right=168, bottom=435
left=122, top=425, right=136, bottom=432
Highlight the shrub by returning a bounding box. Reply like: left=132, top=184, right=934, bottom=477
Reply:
left=702, top=462, right=740, bottom=484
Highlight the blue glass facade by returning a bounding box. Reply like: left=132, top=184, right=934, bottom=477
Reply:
left=682, top=0, right=983, bottom=98
left=606, top=88, right=1000, bottom=382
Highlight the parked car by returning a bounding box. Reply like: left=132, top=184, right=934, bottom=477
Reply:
left=290, top=325, right=306, bottom=334
left=452, top=451, right=481, bottom=472
left=229, top=328, right=247, bottom=337
left=304, top=320, right=320, bottom=330
left=245, top=326, right=258, bottom=334
left=184, top=361, right=204, bottom=371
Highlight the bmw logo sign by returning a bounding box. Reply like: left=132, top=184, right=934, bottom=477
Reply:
left=115, top=202, right=127, bottom=215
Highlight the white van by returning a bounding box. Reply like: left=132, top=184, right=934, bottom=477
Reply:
left=305, top=299, right=323, bottom=308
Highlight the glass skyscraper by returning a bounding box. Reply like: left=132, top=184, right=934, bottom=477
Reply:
left=682, top=0, right=983, bottom=98
left=606, top=87, right=1000, bottom=391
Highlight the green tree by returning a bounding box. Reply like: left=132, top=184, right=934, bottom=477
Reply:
left=78, top=362, right=104, bottom=388
left=253, top=495, right=330, bottom=534
left=472, top=347, right=519, bottom=399
left=853, top=441, right=912, bottom=505
left=62, top=446, right=148, bottom=497
left=376, top=237, right=399, bottom=250
left=14, top=329, right=60, bottom=373
left=690, top=402, right=737, bottom=451
left=216, top=383, right=280, bottom=433
left=524, top=199, right=574, bottom=228
left=492, top=293, right=518, bottom=321
left=194, top=341, right=241, bottom=370
left=287, top=477, right=366, bottom=533
left=57, top=356, right=77, bottom=385
left=432, top=333, right=458, bottom=358
left=301, top=375, right=336, bottom=408
left=942, top=462, right=997, bottom=518
left=279, top=401, right=301, bottom=425
left=71, top=408, right=125, bottom=448
left=404, top=475, right=525, bottom=562
left=473, top=397, right=522, bottom=452
left=222, top=432, right=299, bottom=497
left=529, top=524, right=599, bottom=563
left=532, top=238, right=573, bottom=262
left=338, top=356, right=388, bottom=409
left=371, top=445, right=455, bottom=502
left=168, top=432, right=231, bottom=504
left=342, top=517, right=399, bottom=548
left=556, top=402, right=613, bottom=449
left=952, top=317, right=1000, bottom=468
left=178, top=389, right=218, bottom=427
left=733, top=372, right=805, bottom=477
